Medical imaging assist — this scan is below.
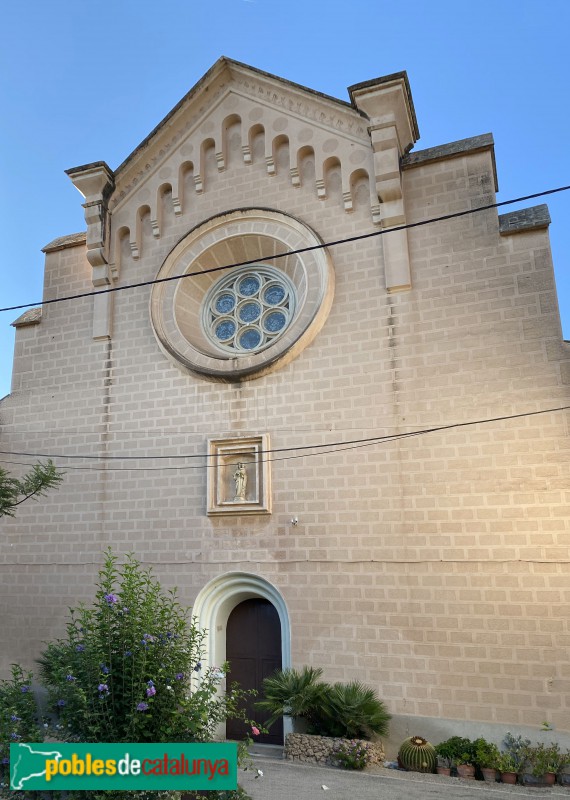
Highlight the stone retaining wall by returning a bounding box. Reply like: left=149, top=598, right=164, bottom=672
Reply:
left=285, top=733, right=385, bottom=766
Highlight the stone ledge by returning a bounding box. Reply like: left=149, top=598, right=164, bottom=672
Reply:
left=499, top=204, right=551, bottom=235
left=42, top=231, right=87, bottom=253
left=285, top=732, right=385, bottom=767
left=401, top=134, right=497, bottom=190
left=12, top=308, right=42, bottom=327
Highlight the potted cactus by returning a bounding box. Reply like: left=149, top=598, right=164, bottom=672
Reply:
left=397, top=735, right=436, bottom=773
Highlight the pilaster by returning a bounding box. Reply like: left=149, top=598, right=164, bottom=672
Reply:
left=349, top=73, right=419, bottom=291
left=66, top=162, right=115, bottom=338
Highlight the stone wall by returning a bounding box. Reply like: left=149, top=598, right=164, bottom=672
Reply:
left=285, top=733, right=385, bottom=766
left=1, top=62, right=569, bottom=739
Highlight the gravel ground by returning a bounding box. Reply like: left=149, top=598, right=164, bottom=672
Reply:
left=239, top=756, right=570, bottom=800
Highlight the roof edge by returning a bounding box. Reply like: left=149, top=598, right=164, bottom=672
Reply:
left=113, top=57, right=365, bottom=179
left=42, top=232, right=87, bottom=253
left=402, top=133, right=498, bottom=190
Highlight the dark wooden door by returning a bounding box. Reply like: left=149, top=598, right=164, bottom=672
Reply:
left=226, top=598, right=283, bottom=745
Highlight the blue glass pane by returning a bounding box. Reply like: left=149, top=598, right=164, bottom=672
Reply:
left=215, top=320, right=236, bottom=341
left=238, top=276, right=260, bottom=296
left=239, top=302, right=261, bottom=323
left=215, top=293, right=235, bottom=314
left=265, top=311, right=286, bottom=332
left=264, top=284, right=286, bottom=305
left=239, top=328, right=262, bottom=350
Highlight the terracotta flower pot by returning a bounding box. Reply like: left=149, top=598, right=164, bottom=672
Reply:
left=456, top=764, right=475, bottom=779
left=436, top=766, right=451, bottom=776
left=481, top=767, right=498, bottom=782
left=501, top=771, right=517, bottom=784
left=544, top=772, right=556, bottom=786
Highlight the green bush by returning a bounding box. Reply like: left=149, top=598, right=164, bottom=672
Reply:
left=473, top=737, right=500, bottom=769
left=0, top=665, right=43, bottom=791
left=434, top=736, right=473, bottom=768
left=37, top=550, right=253, bottom=747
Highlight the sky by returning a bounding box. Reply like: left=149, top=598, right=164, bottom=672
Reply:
left=0, top=0, right=569, bottom=399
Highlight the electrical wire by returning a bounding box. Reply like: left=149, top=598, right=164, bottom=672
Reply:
left=0, top=404, right=567, bottom=471
left=1, top=185, right=568, bottom=314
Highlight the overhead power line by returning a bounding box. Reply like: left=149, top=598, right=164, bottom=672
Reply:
left=1, top=185, right=569, bottom=314
left=0, top=404, right=567, bottom=471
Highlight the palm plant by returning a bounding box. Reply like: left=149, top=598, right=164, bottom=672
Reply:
left=319, top=681, right=391, bottom=739
left=255, top=666, right=329, bottom=729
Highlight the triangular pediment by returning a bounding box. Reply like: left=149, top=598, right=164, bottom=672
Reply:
left=107, top=57, right=373, bottom=211
left=65, top=58, right=419, bottom=298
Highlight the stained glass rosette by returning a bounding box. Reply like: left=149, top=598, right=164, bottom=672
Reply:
left=202, top=267, right=295, bottom=354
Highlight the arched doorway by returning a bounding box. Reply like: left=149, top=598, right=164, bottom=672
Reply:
left=226, top=598, right=283, bottom=744
left=192, top=572, right=291, bottom=744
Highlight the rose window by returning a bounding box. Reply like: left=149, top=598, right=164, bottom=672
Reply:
left=202, top=266, right=296, bottom=354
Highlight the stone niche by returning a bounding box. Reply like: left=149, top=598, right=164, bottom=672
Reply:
left=207, top=434, right=271, bottom=515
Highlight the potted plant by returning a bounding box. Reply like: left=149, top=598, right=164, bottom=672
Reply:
left=497, top=753, right=518, bottom=784
left=525, top=742, right=564, bottom=786
left=434, top=736, right=472, bottom=777
left=474, top=737, right=500, bottom=782
left=500, top=732, right=531, bottom=784
left=434, top=739, right=456, bottom=776
left=456, top=748, right=476, bottom=780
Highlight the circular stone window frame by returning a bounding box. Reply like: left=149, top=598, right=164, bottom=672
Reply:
left=150, top=208, right=335, bottom=381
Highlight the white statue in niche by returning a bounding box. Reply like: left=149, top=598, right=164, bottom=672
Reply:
left=233, top=462, right=247, bottom=502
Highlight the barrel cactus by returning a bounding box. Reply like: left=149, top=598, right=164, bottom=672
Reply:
left=398, top=735, right=437, bottom=773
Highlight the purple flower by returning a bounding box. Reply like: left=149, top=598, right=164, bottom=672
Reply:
left=20, top=685, right=30, bottom=693
left=147, top=679, right=154, bottom=687
left=100, top=664, right=110, bottom=674
left=124, top=650, right=132, bottom=657
left=76, top=645, right=85, bottom=652
left=10, top=715, right=21, bottom=722
left=104, top=593, right=118, bottom=605
left=1, top=757, right=9, bottom=765
left=136, top=702, right=149, bottom=712
left=175, top=673, right=184, bottom=681
left=146, top=686, right=156, bottom=697
left=10, top=733, right=21, bottom=740
left=193, top=662, right=202, bottom=672
left=66, top=674, right=76, bottom=682
left=97, top=684, right=109, bottom=693
left=57, top=699, right=66, bottom=707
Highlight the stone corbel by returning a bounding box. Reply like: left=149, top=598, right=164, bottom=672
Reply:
left=66, top=162, right=115, bottom=269
left=66, top=162, right=115, bottom=338
left=348, top=74, right=419, bottom=292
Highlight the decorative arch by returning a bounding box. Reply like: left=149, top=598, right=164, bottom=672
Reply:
left=192, top=571, right=291, bottom=674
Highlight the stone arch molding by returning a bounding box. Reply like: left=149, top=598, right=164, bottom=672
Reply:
left=149, top=208, right=335, bottom=380
left=192, top=571, right=291, bottom=675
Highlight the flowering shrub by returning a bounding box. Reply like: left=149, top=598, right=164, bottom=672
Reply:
left=332, top=739, right=371, bottom=770
left=32, top=550, right=257, bottom=800
left=0, top=665, right=43, bottom=792
left=37, top=551, right=254, bottom=747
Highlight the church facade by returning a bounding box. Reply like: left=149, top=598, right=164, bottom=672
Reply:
left=2, top=58, right=569, bottom=749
